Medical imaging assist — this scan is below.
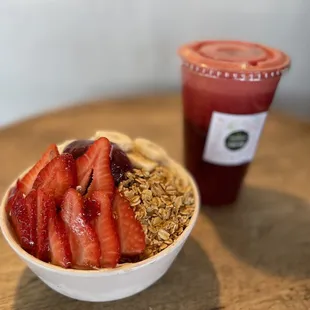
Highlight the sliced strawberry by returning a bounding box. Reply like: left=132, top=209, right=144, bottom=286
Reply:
left=33, top=154, right=77, bottom=205
left=35, top=189, right=53, bottom=262
left=88, top=138, right=114, bottom=197
left=112, top=191, right=145, bottom=256
left=10, top=192, right=35, bottom=254
left=24, top=190, right=37, bottom=255
left=60, top=188, right=100, bottom=269
left=76, top=137, right=114, bottom=197
left=5, top=184, right=19, bottom=214
left=48, top=202, right=72, bottom=268
left=83, top=197, right=100, bottom=224
left=91, top=191, right=120, bottom=268
left=18, top=144, right=59, bottom=195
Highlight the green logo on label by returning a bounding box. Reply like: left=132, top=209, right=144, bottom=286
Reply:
left=225, top=131, right=249, bottom=151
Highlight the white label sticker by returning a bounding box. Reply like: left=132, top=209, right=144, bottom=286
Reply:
left=203, top=112, right=267, bottom=165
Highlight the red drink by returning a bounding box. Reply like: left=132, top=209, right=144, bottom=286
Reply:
left=178, top=41, right=290, bottom=206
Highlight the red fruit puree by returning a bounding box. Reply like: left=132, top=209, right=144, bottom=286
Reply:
left=178, top=41, right=290, bottom=206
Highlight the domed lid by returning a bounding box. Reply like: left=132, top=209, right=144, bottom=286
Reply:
left=178, top=40, right=290, bottom=81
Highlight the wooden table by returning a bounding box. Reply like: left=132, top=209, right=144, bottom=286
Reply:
left=1, top=94, right=310, bottom=310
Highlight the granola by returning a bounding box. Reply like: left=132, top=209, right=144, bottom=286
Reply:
left=118, top=166, right=195, bottom=259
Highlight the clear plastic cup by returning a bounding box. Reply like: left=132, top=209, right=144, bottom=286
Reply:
left=178, top=40, right=290, bottom=206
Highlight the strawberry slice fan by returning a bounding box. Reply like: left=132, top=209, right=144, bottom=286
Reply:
left=6, top=137, right=146, bottom=269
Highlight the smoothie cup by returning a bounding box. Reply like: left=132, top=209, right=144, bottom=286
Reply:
left=178, top=40, right=290, bottom=206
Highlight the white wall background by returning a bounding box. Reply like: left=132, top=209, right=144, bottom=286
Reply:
left=0, top=0, right=309, bottom=126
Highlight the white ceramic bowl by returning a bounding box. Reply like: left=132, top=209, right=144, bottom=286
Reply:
left=0, top=160, right=200, bottom=302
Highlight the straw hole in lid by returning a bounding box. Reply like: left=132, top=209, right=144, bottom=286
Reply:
left=249, top=60, right=258, bottom=66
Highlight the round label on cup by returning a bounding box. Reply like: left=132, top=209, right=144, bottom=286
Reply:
left=203, top=112, right=267, bottom=165
left=225, top=130, right=249, bottom=151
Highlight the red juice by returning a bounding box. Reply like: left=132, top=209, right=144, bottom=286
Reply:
left=178, top=41, right=290, bottom=206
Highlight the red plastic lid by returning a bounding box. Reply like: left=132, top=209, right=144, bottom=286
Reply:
left=178, top=40, right=291, bottom=81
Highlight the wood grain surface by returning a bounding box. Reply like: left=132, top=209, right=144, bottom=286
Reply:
left=1, top=94, right=310, bottom=310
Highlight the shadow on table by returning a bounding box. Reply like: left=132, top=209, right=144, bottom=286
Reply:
left=203, top=185, right=310, bottom=279
left=13, top=237, right=220, bottom=310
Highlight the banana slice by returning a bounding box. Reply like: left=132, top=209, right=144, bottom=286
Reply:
left=134, top=138, right=168, bottom=163
left=93, top=131, right=133, bottom=152
left=167, top=159, right=190, bottom=187
left=127, top=153, right=158, bottom=172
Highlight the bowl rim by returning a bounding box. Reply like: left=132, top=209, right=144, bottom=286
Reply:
left=0, top=157, right=200, bottom=277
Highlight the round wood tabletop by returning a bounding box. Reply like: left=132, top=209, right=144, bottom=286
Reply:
left=1, top=94, right=310, bottom=310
